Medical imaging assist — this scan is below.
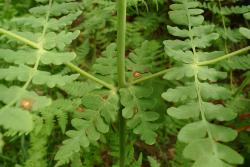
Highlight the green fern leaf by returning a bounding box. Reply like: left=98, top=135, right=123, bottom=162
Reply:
left=215, top=27, right=243, bottom=43
left=147, top=156, right=160, bottom=167
left=202, top=2, right=250, bottom=15
left=239, top=12, right=250, bottom=39
left=126, top=40, right=163, bottom=75
left=0, top=107, right=33, bottom=133
left=200, top=83, right=231, bottom=100
left=25, top=114, right=52, bottom=167
left=167, top=102, right=200, bottom=119
left=55, top=88, right=119, bottom=166
left=12, top=11, right=82, bottom=31
left=203, top=102, right=237, bottom=121
left=47, top=11, right=82, bottom=30
left=29, top=2, right=81, bottom=16
left=60, top=81, right=100, bottom=97
left=0, top=49, right=76, bottom=65
left=183, top=139, right=243, bottom=167
left=55, top=129, right=88, bottom=166
left=0, top=0, right=81, bottom=153
left=12, top=31, right=39, bottom=43
left=120, top=84, right=160, bottom=145
left=168, top=102, right=236, bottom=122
left=93, top=43, right=117, bottom=83
left=0, top=65, right=79, bottom=88
left=0, top=85, right=51, bottom=110
left=197, top=67, right=227, bottom=81
left=162, top=85, right=197, bottom=102
left=11, top=16, right=45, bottom=29
left=131, top=153, right=143, bottom=167
left=42, top=99, right=76, bottom=133
left=32, top=71, right=79, bottom=88
left=167, top=25, right=189, bottom=38
left=41, top=51, right=77, bottom=65
left=162, top=0, right=243, bottom=166
left=162, top=83, right=231, bottom=103
left=178, top=121, right=237, bottom=143
left=220, top=54, right=250, bottom=70
left=128, top=111, right=159, bottom=145
left=239, top=27, right=250, bottom=39
left=164, top=65, right=226, bottom=81
left=0, top=49, right=36, bottom=65
left=169, top=1, right=204, bottom=26
left=81, top=90, right=119, bottom=124
left=44, top=30, right=80, bottom=50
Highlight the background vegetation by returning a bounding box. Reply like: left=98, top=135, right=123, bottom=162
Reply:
left=0, top=0, right=250, bottom=167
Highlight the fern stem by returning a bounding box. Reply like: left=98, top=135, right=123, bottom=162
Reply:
left=117, top=0, right=127, bottom=88
left=130, top=68, right=170, bottom=85
left=218, top=0, right=229, bottom=54
left=198, top=46, right=250, bottom=66
left=194, top=74, right=219, bottom=157
left=118, top=104, right=126, bottom=167
left=65, top=62, right=116, bottom=91
left=0, top=154, right=14, bottom=162
left=0, top=28, right=40, bottom=49
left=218, top=0, right=234, bottom=90
left=117, top=0, right=127, bottom=166
left=186, top=3, right=219, bottom=157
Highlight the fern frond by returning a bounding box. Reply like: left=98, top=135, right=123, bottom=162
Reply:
left=0, top=0, right=80, bottom=134
left=219, top=54, right=250, bottom=70
left=60, top=81, right=100, bottom=97
left=43, top=30, right=80, bottom=50
left=126, top=40, right=164, bottom=78
left=55, top=83, right=119, bottom=166
left=162, top=0, right=244, bottom=166
left=24, top=116, right=49, bottom=167
left=44, top=99, right=77, bottom=133
left=120, top=83, right=160, bottom=145
left=215, top=27, right=243, bottom=43
left=12, top=11, right=82, bottom=31
left=201, top=2, right=250, bottom=15
left=74, top=0, right=116, bottom=53
left=30, top=1, right=81, bottom=16
left=25, top=97, right=79, bottom=166
left=92, top=43, right=117, bottom=84
left=203, top=1, right=249, bottom=72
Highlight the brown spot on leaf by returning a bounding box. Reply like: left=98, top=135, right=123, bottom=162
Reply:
left=133, top=71, right=142, bottom=78
left=77, top=107, right=85, bottom=112
left=20, top=99, right=33, bottom=110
